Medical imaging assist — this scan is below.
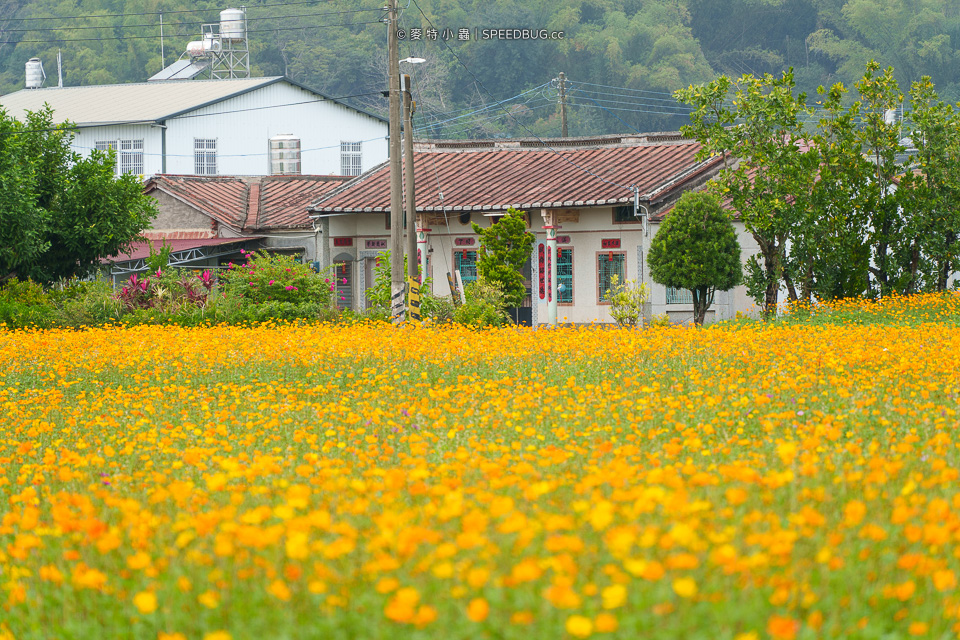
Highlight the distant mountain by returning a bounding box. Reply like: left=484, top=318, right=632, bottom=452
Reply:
left=2, top=0, right=958, bottom=137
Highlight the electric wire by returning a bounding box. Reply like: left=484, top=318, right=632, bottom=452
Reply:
left=569, top=84, right=690, bottom=106
left=0, top=92, right=385, bottom=135
left=418, top=101, right=555, bottom=137
left=0, top=0, right=360, bottom=23
left=402, top=14, right=455, bottom=286
left=408, top=0, right=634, bottom=196
left=412, top=82, right=550, bottom=130
left=570, top=88, right=643, bottom=134
left=1, top=20, right=383, bottom=44
left=0, top=8, right=383, bottom=32
left=70, top=134, right=385, bottom=158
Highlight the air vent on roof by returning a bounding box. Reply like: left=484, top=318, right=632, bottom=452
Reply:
left=269, top=135, right=301, bottom=175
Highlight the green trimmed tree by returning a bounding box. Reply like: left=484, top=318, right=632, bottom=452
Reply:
left=471, top=207, right=534, bottom=309
left=648, top=191, right=742, bottom=326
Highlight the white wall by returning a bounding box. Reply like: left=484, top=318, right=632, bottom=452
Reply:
left=644, top=219, right=762, bottom=323
left=68, top=81, right=387, bottom=178
left=72, top=124, right=163, bottom=176
left=325, top=208, right=765, bottom=321
left=163, top=82, right=387, bottom=176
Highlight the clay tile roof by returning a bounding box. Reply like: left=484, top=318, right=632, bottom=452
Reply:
left=146, top=175, right=248, bottom=228
left=145, top=174, right=349, bottom=231
left=308, top=137, right=724, bottom=214
left=244, top=182, right=261, bottom=230
left=257, top=175, right=349, bottom=228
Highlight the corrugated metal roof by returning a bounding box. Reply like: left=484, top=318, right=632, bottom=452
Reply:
left=110, top=236, right=253, bottom=262
left=1, top=76, right=281, bottom=125
left=308, top=139, right=724, bottom=213
left=0, top=76, right=386, bottom=126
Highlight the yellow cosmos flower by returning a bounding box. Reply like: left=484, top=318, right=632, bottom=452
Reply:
left=133, top=591, right=157, bottom=614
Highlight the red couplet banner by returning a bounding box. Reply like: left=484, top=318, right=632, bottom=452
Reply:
left=538, top=244, right=545, bottom=300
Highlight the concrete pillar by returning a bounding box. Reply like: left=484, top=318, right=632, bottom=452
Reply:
left=417, top=214, right=430, bottom=289
left=319, top=217, right=331, bottom=271
left=542, top=210, right=558, bottom=326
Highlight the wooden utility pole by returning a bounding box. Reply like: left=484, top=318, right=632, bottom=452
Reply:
left=403, top=76, right=418, bottom=281
left=387, top=0, right=405, bottom=324
left=558, top=72, right=568, bottom=138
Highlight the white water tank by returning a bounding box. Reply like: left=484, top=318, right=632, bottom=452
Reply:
left=269, top=135, right=301, bottom=175
left=186, top=37, right=221, bottom=58
left=220, top=8, right=246, bottom=41
left=25, top=58, right=45, bottom=89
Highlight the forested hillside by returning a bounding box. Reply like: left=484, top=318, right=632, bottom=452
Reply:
left=1, top=0, right=958, bottom=137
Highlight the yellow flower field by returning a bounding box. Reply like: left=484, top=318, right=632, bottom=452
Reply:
left=3, top=295, right=960, bottom=639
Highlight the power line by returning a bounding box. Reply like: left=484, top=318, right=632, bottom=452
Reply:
left=0, top=92, right=385, bottom=134
left=567, top=80, right=679, bottom=97
left=0, top=0, right=356, bottom=23
left=569, top=84, right=691, bottom=107
left=0, top=20, right=383, bottom=44
left=571, top=90, right=642, bottom=134
left=567, top=92, right=693, bottom=114
left=417, top=100, right=556, bottom=137
left=72, top=134, right=385, bottom=158
left=408, top=0, right=633, bottom=195
left=0, top=8, right=382, bottom=33
left=413, top=83, right=550, bottom=129
left=575, top=103, right=691, bottom=118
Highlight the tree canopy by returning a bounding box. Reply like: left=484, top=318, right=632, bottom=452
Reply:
left=471, top=207, right=534, bottom=308
left=0, top=106, right=157, bottom=284
left=648, top=191, right=741, bottom=325
left=677, top=60, right=960, bottom=308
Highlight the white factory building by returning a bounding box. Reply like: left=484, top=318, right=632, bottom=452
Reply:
left=0, top=76, right=388, bottom=179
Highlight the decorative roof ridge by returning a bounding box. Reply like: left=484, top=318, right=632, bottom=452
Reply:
left=245, top=183, right=261, bottom=231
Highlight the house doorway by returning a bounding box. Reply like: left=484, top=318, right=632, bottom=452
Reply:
left=507, top=256, right=533, bottom=326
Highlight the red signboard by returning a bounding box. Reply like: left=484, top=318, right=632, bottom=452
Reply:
left=601, top=238, right=621, bottom=249
left=454, top=237, right=476, bottom=247
left=333, top=237, right=354, bottom=247
left=557, top=235, right=571, bottom=244
left=365, top=239, right=387, bottom=249
left=538, top=244, right=545, bottom=300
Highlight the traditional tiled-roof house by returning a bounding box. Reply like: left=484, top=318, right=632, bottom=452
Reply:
left=307, top=133, right=760, bottom=325
left=104, top=174, right=346, bottom=284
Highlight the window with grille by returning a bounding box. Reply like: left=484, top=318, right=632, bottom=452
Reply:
left=597, top=252, right=625, bottom=303
left=340, top=142, right=362, bottom=176
left=118, top=139, right=144, bottom=175
left=666, top=286, right=693, bottom=304
left=194, top=138, right=217, bottom=175
left=95, top=140, right=116, bottom=152
left=335, top=262, right=352, bottom=310
left=613, top=205, right=640, bottom=223
left=455, top=250, right=478, bottom=285
left=557, top=247, right=573, bottom=303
